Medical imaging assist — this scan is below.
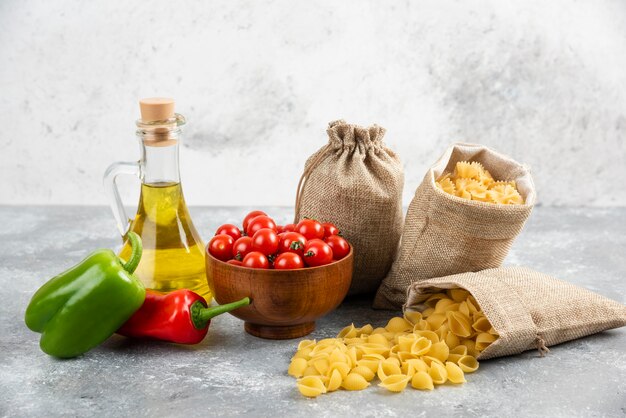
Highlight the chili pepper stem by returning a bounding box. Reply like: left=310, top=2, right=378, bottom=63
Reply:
left=191, top=297, right=251, bottom=330
left=120, top=232, right=142, bottom=274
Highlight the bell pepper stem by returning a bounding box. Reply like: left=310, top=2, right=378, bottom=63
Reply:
left=120, top=232, right=142, bottom=274
left=191, top=297, right=251, bottom=330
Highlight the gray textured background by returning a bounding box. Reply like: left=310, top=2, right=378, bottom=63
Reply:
left=1, top=0, right=626, bottom=207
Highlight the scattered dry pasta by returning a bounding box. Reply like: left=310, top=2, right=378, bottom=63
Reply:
left=289, top=288, right=499, bottom=397
left=435, top=161, right=523, bottom=204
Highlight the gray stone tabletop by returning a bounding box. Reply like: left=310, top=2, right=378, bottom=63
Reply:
left=1, top=206, right=625, bottom=418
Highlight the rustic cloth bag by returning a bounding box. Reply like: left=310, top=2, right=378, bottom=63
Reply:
left=404, top=266, right=626, bottom=359
left=374, top=143, right=536, bottom=309
left=294, top=120, right=404, bottom=295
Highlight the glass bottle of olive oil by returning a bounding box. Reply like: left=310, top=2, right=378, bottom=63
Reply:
left=104, top=98, right=210, bottom=300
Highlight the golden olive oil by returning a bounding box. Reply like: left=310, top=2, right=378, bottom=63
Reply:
left=119, top=182, right=211, bottom=300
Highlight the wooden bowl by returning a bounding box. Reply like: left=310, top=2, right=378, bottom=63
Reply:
left=206, top=248, right=353, bottom=340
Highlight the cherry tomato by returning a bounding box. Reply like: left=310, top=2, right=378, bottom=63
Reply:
left=322, top=222, right=340, bottom=238
left=325, top=235, right=350, bottom=260
left=303, top=239, right=334, bottom=267
left=296, top=219, right=325, bottom=240
left=276, top=225, right=285, bottom=233
left=283, top=223, right=296, bottom=232
left=232, top=236, right=253, bottom=260
left=278, top=232, right=307, bottom=257
left=251, top=228, right=279, bottom=256
left=242, top=251, right=270, bottom=269
left=246, top=215, right=277, bottom=236
left=216, top=223, right=242, bottom=241
left=274, top=252, right=305, bottom=270
left=208, top=234, right=234, bottom=261
left=242, top=210, right=267, bottom=232
left=227, top=259, right=243, bottom=266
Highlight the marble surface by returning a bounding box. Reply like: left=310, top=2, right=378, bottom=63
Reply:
left=2, top=0, right=626, bottom=207
left=1, top=206, right=625, bottom=417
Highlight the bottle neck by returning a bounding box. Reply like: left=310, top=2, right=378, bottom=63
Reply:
left=135, top=114, right=185, bottom=185
left=139, top=141, right=180, bottom=185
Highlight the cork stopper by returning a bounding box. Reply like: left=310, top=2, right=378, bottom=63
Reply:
left=139, top=97, right=175, bottom=122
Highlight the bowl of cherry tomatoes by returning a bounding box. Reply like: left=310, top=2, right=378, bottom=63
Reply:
left=205, top=210, right=353, bottom=340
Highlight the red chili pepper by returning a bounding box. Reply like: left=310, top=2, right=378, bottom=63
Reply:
left=118, top=289, right=250, bottom=344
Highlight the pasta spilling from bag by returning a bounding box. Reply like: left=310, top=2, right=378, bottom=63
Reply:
left=436, top=161, right=523, bottom=204
left=405, top=266, right=626, bottom=359
left=289, top=289, right=497, bottom=397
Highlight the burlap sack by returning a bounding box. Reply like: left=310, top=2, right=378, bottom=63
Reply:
left=374, top=143, right=536, bottom=309
left=404, top=266, right=626, bottom=359
left=294, top=120, right=404, bottom=295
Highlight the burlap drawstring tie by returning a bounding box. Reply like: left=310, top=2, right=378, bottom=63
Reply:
left=535, top=335, right=550, bottom=357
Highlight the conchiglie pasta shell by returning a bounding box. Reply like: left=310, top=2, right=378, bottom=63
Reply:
left=302, top=366, right=318, bottom=377
left=297, top=376, right=327, bottom=397
left=317, top=338, right=340, bottom=346
left=413, top=319, right=431, bottom=331
left=445, top=331, right=461, bottom=349
left=326, top=368, right=343, bottom=392
left=327, top=362, right=350, bottom=380
left=291, top=347, right=313, bottom=361
left=356, top=358, right=380, bottom=374
left=458, top=301, right=471, bottom=317
left=404, top=310, right=423, bottom=325
left=328, top=349, right=347, bottom=365
left=421, top=307, right=435, bottom=318
left=405, top=358, right=429, bottom=373
left=377, top=360, right=402, bottom=381
left=428, top=362, right=448, bottom=385
left=414, top=330, right=440, bottom=344
left=445, top=362, right=466, bottom=384
left=346, top=346, right=358, bottom=367
left=458, top=355, right=479, bottom=373
left=371, top=327, right=387, bottom=335
left=368, top=333, right=390, bottom=347
left=341, top=373, right=370, bottom=391
left=425, top=292, right=448, bottom=308
left=426, top=313, right=447, bottom=330
left=310, top=344, right=335, bottom=357
left=462, top=339, right=479, bottom=357
left=447, top=288, right=470, bottom=303
left=379, top=374, right=410, bottom=392
left=475, top=332, right=498, bottom=351
left=351, top=365, right=376, bottom=382
left=447, top=353, right=463, bottom=364
left=434, top=298, right=456, bottom=313
left=427, top=341, right=450, bottom=363
left=297, top=339, right=316, bottom=351
left=449, top=345, right=467, bottom=356
left=288, top=358, right=308, bottom=377
left=312, top=358, right=329, bottom=375
left=398, top=351, right=420, bottom=362
left=358, top=343, right=390, bottom=356
left=447, top=311, right=472, bottom=338
left=358, top=324, right=374, bottom=335
left=386, top=317, right=413, bottom=333
left=397, top=334, right=418, bottom=352
left=411, top=371, right=434, bottom=390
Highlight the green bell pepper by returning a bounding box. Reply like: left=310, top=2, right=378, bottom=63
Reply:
left=25, top=232, right=145, bottom=358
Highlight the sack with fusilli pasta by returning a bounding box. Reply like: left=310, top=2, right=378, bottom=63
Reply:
left=294, top=120, right=404, bottom=295
left=374, top=143, right=536, bottom=309
left=404, top=266, right=626, bottom=359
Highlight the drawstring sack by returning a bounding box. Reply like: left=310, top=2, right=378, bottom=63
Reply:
left=404, top=266, right=626, bottom=359
left=294, top=120, right=404, bottom=295
left=374, top=143, right=536, bottom=309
